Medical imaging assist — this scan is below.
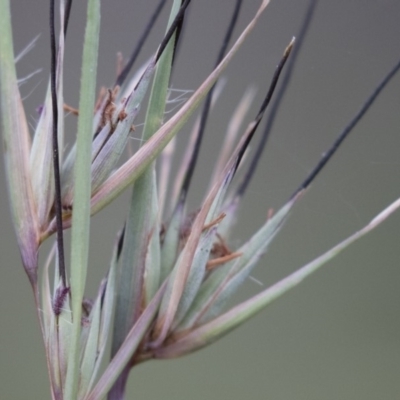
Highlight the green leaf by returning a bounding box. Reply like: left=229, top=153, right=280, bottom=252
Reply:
left=86, top=237, right=119, bottom=396
left=110, top=0, right=180, bottom=365
left=172, top=226, right=218, bottom=329
left=0, top=0, right=39, bottom=280
left=64, top=0, right=101, bottom=398
left=144, top=180, right=162, bottom=303
left=110, top=170, right=159, bottom=356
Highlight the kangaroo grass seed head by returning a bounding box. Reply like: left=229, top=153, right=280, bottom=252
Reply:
left=1, top=1, right=399, bottom=399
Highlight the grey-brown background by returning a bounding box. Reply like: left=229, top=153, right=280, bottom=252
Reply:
left=1, top=1, right=399, bottom=399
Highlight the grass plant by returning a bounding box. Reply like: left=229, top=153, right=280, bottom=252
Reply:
left=0, top=1, right=399, bottom=399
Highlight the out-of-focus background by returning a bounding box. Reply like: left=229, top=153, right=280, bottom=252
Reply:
left=1, top=1, right=399, bottom=399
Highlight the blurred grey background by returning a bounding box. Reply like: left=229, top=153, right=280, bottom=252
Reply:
left=1, top=0, right=399, bottom=399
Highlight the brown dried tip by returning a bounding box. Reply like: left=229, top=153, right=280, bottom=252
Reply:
left=63, top=103, right=79, bottom=116
left=99, top=88, right=117, bottom=131
left=207, top=233, right=242, bottom=270
left=206, top=252, right=242, bottom=271
left=202, top=213, right=226, bottom=231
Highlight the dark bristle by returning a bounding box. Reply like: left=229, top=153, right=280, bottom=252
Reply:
left=132, top=0, right=191, bottom=94
left=236, top=0, right=317, bottom=198
left=291, top=56, right=400, bottom=199
left=63, top=0, right=73, bottom=36
left=115, top=0, right=168, bottom=87
left=155, top=0, right=192, bottom=64
left=117, top=225, right=126, bottom=260
left=178, top=0, right=243, bottom=205
left=170, top=0, right=186, bottom=67
left=233, top=39, right=295, bottom=176
left=50, top=0, right=66, bottom=287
